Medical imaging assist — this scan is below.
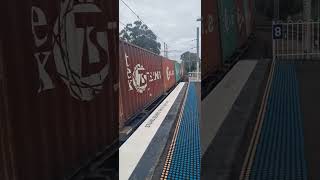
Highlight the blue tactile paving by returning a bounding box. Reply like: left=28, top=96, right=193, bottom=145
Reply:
left=166, top=83, right=201, bottom=180
left=249, top=61, right=308, bottom=180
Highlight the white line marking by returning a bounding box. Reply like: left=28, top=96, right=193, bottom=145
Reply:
left=119, top=82, right=185, bottom=180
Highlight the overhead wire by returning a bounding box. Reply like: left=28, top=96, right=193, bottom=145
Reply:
left=120, top=0, right=167, bottom=46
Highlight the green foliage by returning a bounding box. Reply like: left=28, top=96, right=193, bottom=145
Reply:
left=120, top=21, right=161, bottom=55
left=180, top=51, right=199, bottom=72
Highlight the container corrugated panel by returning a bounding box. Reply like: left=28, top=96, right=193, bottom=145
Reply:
left=162, top=58, right=176, bottom=92
left=218, top=0, right=238, bottom=63
left=174, top=62, right=181, bottom=82
left=235, top=0, right=248, bottom=47
left=244, top=0, right=254, bottom=36
left=250, top=0, right=256, bottom=33
left=202, top=0, right=222, bottom=78
left=1, top=1, right=118, bottom=180
left=119, top=41, right=164, bottom=128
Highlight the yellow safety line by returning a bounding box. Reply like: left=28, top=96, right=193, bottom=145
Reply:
left=239, top=59, right=277, bottom=180
left=160, top=83, right=190, bottom=180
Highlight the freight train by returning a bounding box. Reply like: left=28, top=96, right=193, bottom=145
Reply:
left=202, top=0, right=255, bottom=97
left=119, top=40, right=185, bottom=129
left=1, top=1, right=118, bottom=180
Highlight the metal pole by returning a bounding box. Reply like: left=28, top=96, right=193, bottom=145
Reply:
left=188, top=53, right=191, bottom=73
left=304, top=0, right=311, bottom=56
left=163, top=42, right=165, bottom=56
left=196, top=27, right=200, bottom=74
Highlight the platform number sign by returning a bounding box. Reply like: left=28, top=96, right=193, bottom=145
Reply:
left=273, top=24, right=283, bottom=39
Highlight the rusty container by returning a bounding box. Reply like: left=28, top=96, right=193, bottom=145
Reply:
left=235, top=0, right=248, bottom=47
left=201, top=0, right=222, bottom=79
left=119, top=41, right=164, bottom=128
left=161, top=58, right=176, bottom=92
left=1, top=1, right=118, bottom=180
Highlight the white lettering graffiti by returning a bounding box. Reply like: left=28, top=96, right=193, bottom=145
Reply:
left=34, top=52, right=55, bottom=92
left=224, top=8, right=235, bottom=32
left=237, top=8, right=245, bottom=33
left=166, top=66, right=175, bottom=81
left=125, top=53, right=162, bottom=94
left=31, top=0, right=111, bottom=101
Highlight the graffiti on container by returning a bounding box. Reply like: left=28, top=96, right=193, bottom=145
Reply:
left=31, top=0, right=116, bottom=101
left=166, top=66, right=175, bottom=80
left=244, top=0, right=252, bottom=36
left=223, top=8, right=235, bottom=32
left=202, top=14, right=219, bottom=35
left=236, top=7, right=246, bottom=34
left=125, top=53, right=162, bottom=94
left=145, top=100, right=169, bottom=128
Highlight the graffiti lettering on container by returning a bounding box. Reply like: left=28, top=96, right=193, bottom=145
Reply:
left=166, top=66, right=175, bottom=80
left=236, top=8, right=245, bottom=34
left=125, top=53, right=162, bottom=94
left=223, top=8, right=235, bottom=32
left=202, top=14, right=219, bottom=34
left=31, top=0, right=117, bottom=101
left=145, top=101, right=169, bottom=128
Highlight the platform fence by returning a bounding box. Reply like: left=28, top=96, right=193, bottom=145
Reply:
left=188, top=72, right=201, bottom=82
left=273, top=20, right=320, bottom=61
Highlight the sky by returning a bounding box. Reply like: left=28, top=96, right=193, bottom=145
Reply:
left=119, top=0, right=201, bottom=62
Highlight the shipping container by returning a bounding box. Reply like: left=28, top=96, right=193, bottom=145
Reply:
left=119, top=41, right=164, bottom=128
left=180, top=62, right=185, bottom=79
left=250, top=0, right=256, bottom=33
left=202, top=0, right=222, bottom=79
left=235, top=0, right=248, bottom=47
left=161, top=58, right=176, bottom=92
left=218, top=0, right=238, bottom=62
left=244, top=0, right=254, bottom=36
left=1, top=1, right=118, bottom=180
left=174, top=61, right=181, bottom=82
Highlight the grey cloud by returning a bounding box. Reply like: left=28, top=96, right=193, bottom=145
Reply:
left=120, top=0, right=201, bottom=61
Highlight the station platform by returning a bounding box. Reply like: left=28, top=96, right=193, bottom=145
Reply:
left=242, top=61, right=320, bottom=180
left=202, top=59, right=320, bottom=180
left=119, top=82, right=201, bottom=180
left=201, top=59, right=271, bottom=179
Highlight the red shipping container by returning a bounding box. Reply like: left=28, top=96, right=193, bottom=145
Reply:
left=119, top=41, right=164, bottom=128
left=1, top=1, right=118, bottom=180
left=201, top=0, right=222, bottom=79
left=235, top=0, right=248, bottom=47
left=162, top=58, right=176, bottom=92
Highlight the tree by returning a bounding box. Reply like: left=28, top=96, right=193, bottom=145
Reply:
left=180, top=51, right=199, bottom=72
left=120, top=21, right=161, bottom=55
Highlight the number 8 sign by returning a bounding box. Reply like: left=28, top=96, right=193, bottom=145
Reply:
left=273, top=24, right=283, bottom=39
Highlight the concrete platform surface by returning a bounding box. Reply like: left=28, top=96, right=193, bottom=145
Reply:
left=201, top=60, right=258, bottom=155
left=119, top=83, right=185, bottom=180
